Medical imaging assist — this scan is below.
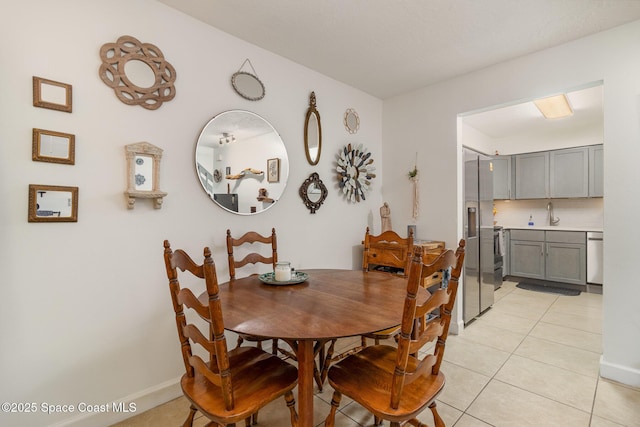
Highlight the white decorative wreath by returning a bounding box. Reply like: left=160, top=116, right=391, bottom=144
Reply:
left=336, top=143, right=376, bottom=202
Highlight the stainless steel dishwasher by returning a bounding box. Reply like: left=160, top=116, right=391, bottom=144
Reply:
left=587, top=232, right=603, bottom=285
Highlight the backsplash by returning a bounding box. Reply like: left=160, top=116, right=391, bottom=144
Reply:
left=493, top=198, right=603, bottom=229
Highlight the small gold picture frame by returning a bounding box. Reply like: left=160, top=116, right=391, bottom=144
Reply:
left=32, top=128, right=75, bottom=165
left=267, top=158, right=280, bottom=183
left=28, top=184, right=78, bottom=223
left=33, top=76, right=72, bottom=113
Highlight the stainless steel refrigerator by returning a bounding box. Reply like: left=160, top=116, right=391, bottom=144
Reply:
left=463, top=148, right=495, bottom=324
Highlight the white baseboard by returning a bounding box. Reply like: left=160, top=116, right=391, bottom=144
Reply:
left=48, top=377, right=182, bottom=427
left=600, top=356, right=640, bottom=388
left=449, top=318, right=463, bottom=335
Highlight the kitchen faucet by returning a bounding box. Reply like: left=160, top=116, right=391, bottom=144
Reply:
left=547, top=201, right=560, bottom=226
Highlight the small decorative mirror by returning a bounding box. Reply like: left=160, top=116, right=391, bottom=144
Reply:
left=304, top=92, right=322, bottom=165
left=125, top=142, right=167, bottom=209
left=231, top=59, right=265, bottom=101
left=99, top=35, right=176, bottom=110
left=28, top=184, right=78, bottom=222
left=32, top=128, right=75, bottom=165
left=344, top=108, right=360, bottom=134
left=33, top=76, right=72, bottom=113
left=299, top=172, right=328, bottom=214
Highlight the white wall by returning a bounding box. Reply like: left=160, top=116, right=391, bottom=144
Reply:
left=0, top=1, right=384, bottom=426
left=384, top=20, right=640, bottom=387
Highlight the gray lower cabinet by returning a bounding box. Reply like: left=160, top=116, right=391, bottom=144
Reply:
left=510, top=230, right=545, bottom=279
left=510, top=229, right=586, bottom=285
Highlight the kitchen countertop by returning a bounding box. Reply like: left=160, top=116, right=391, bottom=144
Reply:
left=499, top=225, right=603, bottom=232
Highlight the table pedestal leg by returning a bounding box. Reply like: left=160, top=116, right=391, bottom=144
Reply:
left=297, top=340, right=314, bottom=427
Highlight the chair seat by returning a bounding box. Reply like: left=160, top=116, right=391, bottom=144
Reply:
left=361, top=325, right=400, bottom=340
left=181, top=346, right=298, bottom=425
left=327, top=345, right=445, bottom=422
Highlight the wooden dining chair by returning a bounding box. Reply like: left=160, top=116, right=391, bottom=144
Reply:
left=163, top=240, right=299, bottom=427
left=226, top=228, right=280, bottom=354
left=316, top=227, right=416, bottom=391
left=362, top=226, right=414, bottom=277
left=324, top=240, right=465, bottom=427
left=361, top=226, right=414, bottom=345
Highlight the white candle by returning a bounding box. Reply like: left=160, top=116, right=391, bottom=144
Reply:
left=275, top=262, right=291, bottom=281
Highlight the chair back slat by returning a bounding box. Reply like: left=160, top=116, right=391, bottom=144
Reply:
left=227, top=228, right=278, bottom=279
left=169, top=249, right=205, bottom=278
left=163, top=240, right=235, bottom=411
left=176, top=288, right=209, bottom=320
left=403, top=353, right=438, bottom=386
left=188, top=354, right=223, bottom=387
left=390, top=240, right=465, bottom=409
left=183, top=323, right=216, bottom=354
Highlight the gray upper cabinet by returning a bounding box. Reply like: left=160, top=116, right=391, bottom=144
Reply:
left=515, top=152, right=549, bottom=199
left=492, top=156, right=513, bottom=200
left=589, top=145, right=604, bottom=197
left=550, top=147, right=589, bottom=198
left=513, top=145, right=603, bottom=200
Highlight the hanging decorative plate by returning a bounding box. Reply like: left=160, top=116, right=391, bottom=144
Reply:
left=336, top=143, right=376, bottom=203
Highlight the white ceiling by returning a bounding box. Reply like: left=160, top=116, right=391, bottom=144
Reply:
left=461, top=84, right=604, bottom=140
left=157, top=0, right=635, bottom=138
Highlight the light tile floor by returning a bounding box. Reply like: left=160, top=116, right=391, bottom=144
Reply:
left=112, top=280, right=640, bottom=426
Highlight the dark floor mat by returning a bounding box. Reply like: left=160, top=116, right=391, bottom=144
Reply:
left=517, top=282, right=581, bottom=296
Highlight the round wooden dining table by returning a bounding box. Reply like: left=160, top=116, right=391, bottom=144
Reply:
left=217, top=268, right=426, bottom=427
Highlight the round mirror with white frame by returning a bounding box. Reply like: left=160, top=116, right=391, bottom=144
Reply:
left=195, top=110, right=288, bottom=215
left=304, top=92, right=322, bottom=165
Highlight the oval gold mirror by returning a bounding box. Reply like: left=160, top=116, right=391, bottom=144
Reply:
left=195, top=110, right=289, bottom=215
left=304, top=92, right=322, bottom=165
left=299, top=172, right=328, bottom=214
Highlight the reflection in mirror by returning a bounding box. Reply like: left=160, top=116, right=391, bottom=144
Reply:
left=195, top=110, right=289, bottom=215
left=299, top=172, right=327, bottom=214
left=344, top=108, right=360, bottom=134
left=32, top=128, right=75, bottom=165
left=304, top=92, right=322, bottom=165
left=28, top=184, right=78, bottom=222
left=124, top=59, right=156, bottom=88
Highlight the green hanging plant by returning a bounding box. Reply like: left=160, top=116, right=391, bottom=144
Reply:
left=408, top=152, right=418, bottom=179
